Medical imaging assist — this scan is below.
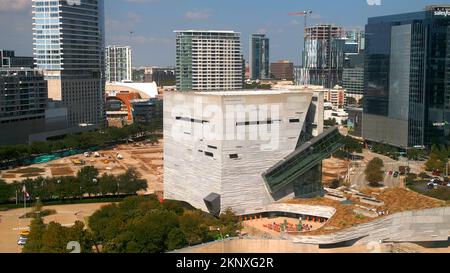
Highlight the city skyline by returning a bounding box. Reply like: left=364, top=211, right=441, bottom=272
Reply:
left=0, top=0, right=440, bottom=67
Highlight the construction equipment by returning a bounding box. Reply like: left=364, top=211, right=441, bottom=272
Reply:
left=289, top=10, right=313, bottom=75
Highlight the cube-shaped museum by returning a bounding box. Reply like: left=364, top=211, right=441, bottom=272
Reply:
left=164, top=89, right=343, bottom=215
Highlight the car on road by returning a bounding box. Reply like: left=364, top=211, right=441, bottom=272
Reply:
left=388, top=171, right=393, bottom=176
left=393, top=171, right=399, bottom=178
left=17, top=236, right=28, bottom=246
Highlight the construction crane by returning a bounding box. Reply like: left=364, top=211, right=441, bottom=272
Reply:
left=288, top=10, right=313, bottom=30
left=289, top=10, right=313, bottom=83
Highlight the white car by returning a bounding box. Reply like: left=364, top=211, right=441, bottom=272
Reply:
left=17, top=237, right=28, bottom=246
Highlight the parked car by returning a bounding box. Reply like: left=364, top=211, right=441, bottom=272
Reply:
left=432, top=169, right=441, bottom=176
left=393, top=171, right=399, bottom=178
left=388, top=171, right=393, bottom=176
left=19, top=230, right=30, bottom=237
left=17, top=237, right=28, bottom=246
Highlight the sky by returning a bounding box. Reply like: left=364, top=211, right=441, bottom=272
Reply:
left=0, top=0, right=442, bottom=67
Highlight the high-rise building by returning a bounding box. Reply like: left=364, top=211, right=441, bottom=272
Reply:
left=0, top=68, right=47, bottom=145
left=106, top=45, right=132, bottom=83
left=175, top=30, right=243, bottom=91
left=0, top=50, right=34, bottom=68
left=140, top=67, right=176, bottom=86
left=342, top=68, right=364, bottom=102
left=249, top=34, right=270, bottom=80
left=303, top=24, right=345, bottom=88
left=345, top=30, right=365, bottom=52
left=32, top=0, right=105, bottom=128
left=270, top=60, right=294, bottom=80
left=363, top=5, right=450, bottom=148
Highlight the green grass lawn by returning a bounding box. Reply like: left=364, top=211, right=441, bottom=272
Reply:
left=408, top=181, right=450, bottom=201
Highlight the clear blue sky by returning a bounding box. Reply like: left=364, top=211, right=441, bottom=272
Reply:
left=0, top=0, right=441, bottom=67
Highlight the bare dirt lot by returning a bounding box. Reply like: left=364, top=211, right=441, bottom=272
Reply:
left=0, top=140, right=164, bottom=194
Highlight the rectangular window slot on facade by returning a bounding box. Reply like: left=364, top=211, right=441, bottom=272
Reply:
left=289, top=119, right=300, bottom=123
left=236, top=119, right=282, bottom=126
left=175, top=116, right=208, bottom=124
left=207, top=145, right=218, bottom=150
left=205, top=152, right=214, bottom=157
left=229, top=154, right=239, bottom=159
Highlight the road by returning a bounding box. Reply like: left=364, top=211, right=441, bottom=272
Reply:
left=349, top=150, right=425, bottom=190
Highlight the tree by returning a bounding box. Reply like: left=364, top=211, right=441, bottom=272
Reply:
left=0, top=179, right=13, bottom=203
left=167, top=228, right=187, bottom=251
left=346, top=97, right=357, bottom=105
left=22, top=217, right=46, bottom=253
left=87, top=196, right=241, bottom=253
left=425, top=145, right=448, bottom=173
left=179, top=210, right=213, bottom=246
left=148, top=135, right=159, bottom=145
left=365, top=157, right=385, bottom=187
left=343, top=136, right=363, bottom=154
left=219, top=209, right=241, bottom=237
left=99, top=173, right=119, bottom=195
left=88, top=204, right=126, bottom=243
left=77, top=166, right=99, bottom=197
left=324, top=118, right=337, bottom=127
left=117, top=168, right=147, bottom=194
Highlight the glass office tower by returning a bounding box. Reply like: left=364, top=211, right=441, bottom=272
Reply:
left=249, top=34, right=270, bottom=80
left=363, top=5, right=450, bottom=148
left=32, top=0, right=105, bottom=127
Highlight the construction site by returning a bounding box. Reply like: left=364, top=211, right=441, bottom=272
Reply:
left=0, top=140, right=164, bottom=195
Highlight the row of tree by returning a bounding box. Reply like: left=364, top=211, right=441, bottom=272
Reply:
left=0, top=121, right=162, bottom=163
left=23, top=195, right=241, bottom=253
left=333, top=136, right=364, bottom=160
left=0, top=166, right=147, bottom=204
left=425, top=145, right=450, bottom=174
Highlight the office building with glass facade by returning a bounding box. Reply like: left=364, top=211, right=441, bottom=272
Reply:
left=0, top=50, right=34, bottom=68
left=32, top=0, right=105, bottom=127
left=0, top=68, right=47, bottom=144
left=175, top=30, right=243, bottom=91
left=363, top=5, right=450, bottom=148
left=250, top=34, right=270, bottom=80
left=342, top=68, right=364, bottom=101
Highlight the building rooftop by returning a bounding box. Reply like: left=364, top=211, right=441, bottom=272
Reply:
left=106, top=82, right=159, bottom=98
left=165, top=89, right=314, bottom=96
left=174, top=30, right=240, bottom=34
